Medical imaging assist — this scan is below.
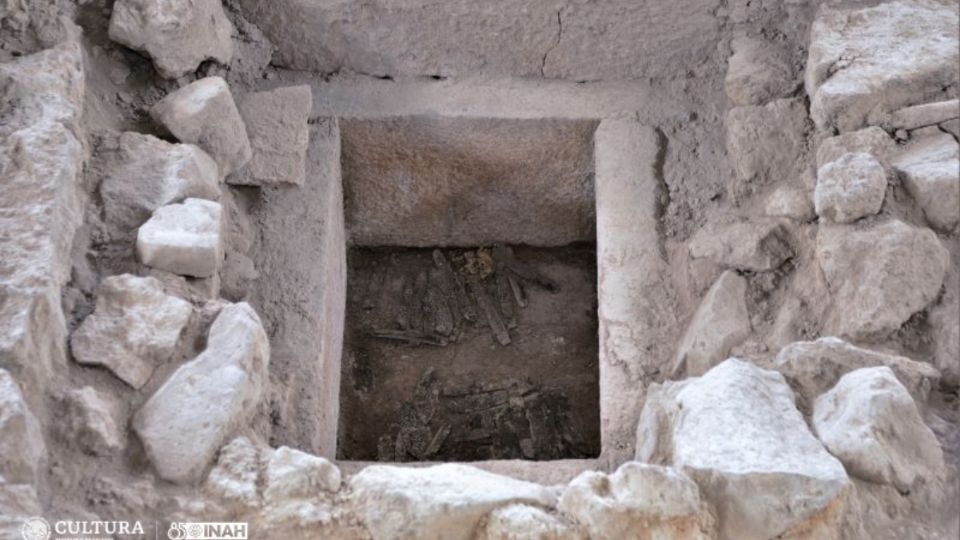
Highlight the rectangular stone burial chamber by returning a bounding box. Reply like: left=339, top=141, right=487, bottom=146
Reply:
left=337, top=116, right=602, bottom=463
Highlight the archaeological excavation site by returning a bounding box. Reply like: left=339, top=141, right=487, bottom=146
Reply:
left=1, top=0, right=959, bottom=538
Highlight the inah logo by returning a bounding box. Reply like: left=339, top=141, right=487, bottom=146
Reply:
left=167, top=522, right=248, bottom=539
left=21, top=517, right=50, bottom=540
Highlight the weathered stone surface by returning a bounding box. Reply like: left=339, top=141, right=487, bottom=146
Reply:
left=672, top=271, right=751, bottom=377
left=726, top=98, right=808, bottom=200
left=263, top=446, right=341, bottom=501
left=0, top=0, right=75, bottom=59
left=813, top=367, right=945, bottom=493
left=688, top=219, right=793, bottom=271
left=817, top=220, right=949, bottom=340
left=815, top=152, right=887, bottom=223
left=350, top=463, right=555, bottom=540
left=57, top=386, right=124, bottom=456
left=205, top=436, right=262, bottom=510
left=150, top=77, right=252, bottom=176
left=764, top=186, right=815, bottom=222
left=108, top=0, right=233, bottom=79
left=0, top=480, right=42, bottom=540
left=637, top=359, right=850, bottom=540
left=137, top=198, right=224, bottom=278
left=816, top=126, right=897, bottom=169
left=133, top=302, right=270, bottom=484
left=725, top=37, right=797, bottom=106
left=70, top=274, right=192, bottom=388
left=890, top=99, right=960, bottom=130
left=892, top=133, right=960, bottom=231
left=929, top=298, right=960, bottom=386
left=806, top=0, right=959, bottom=132
left=0, top=369, right=46, bottom=485
left=559, top=462, right=712, bottom=540
left=479, top=504, right=583, bottom=540
left=233, top=85, right=312, bottom=187
left=100, top=132, right=220, bottom=235
left=773, top=337, right=940, bottom=411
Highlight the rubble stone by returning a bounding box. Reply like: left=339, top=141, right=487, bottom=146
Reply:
left=726, top=98, right=807, bottom=200
left=479, top=504, right=583, bottom=540
left=0, top=369, right=46, bottom=485
left=806, top=0, right=959, bottom=132
left=350, top=463, right=555, bottom=540
left=814, top=152, right=887, bottom=223
left=559, top=462, right=712, bottom=539
left=0, top=480, right=42, bottom=540
left=70, top=274, right=192, bottom=388
left=892, top=133, right=960, bottom=231
left=57, top=386, right=124, bottom=456
left=724, top=37, right=797, bottom=106
left=233, top=85, right=312, bottom=186
left=100, top=132, right=220, bottom=235
left=637, top=359, right=850, bottom=540
left=929, top=298, right=960, bottom=386
left=672, top=271, right=751, bottom=377
left=205, top=437, right=262, bottom=510
left=150, top=77, right=252, bottom=176
left=108, top=0, right=233, bottom=79
left=137, top=198, right=224, bottom=278
left=890, top=99, right=960, bottom=130
left=817, top=220, right=949, bottom=340
left=816, top=126, right=897, bottom=169
left=688, top=219, right=794, bottom=271
left=764, top=186, right=815, bottom=222
left=813, top=367, right=945, bottom=493
left=133, top=302, right=270, bottom=484
left=263, top=446, right=341, bottom=501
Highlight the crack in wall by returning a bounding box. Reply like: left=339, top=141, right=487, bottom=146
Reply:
left=540, top=9, right=563, bottom=77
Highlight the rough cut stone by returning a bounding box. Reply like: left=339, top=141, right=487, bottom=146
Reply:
left=108, top=0, right=233, bottom=79
left=672, top=271, right=751, bottom=377
left=133, top=302, right=270, bottom=484
left=70, top=274, right=192, bottom=388
left=0, top=480, right=42, bottom=540
left=263, top=446, right=341, bottom=501
left=57, top=386, right=124, bottom=456
left=817, top=220, right=949, bottom=340
left=100, top=132, right=220, bottom=235
left=813, top=367, right=945, bottom=493
left=233, top=85, right=312, bottom=186
left=0, top=369, right=46, bottom=485
left=892, top=133, right=960, bottom=231
left=814, top=152, right=887, bottom=223
left=724, top=37, right=797, bottom=106
left=764, top=186, right=815, bottom=222
left=637, top=359, right=850, bottom=540
left=150, top=77, right=252, bottom=176
left=725, top=98, right=807, bottom=200
left=350, top=463, right=556, bottom=540
left=773, top=337, right=940, bottom=411
left=816, top=126, right=897, bottom=169
left=205, top=436, right=262, bottom=510
left=137, top=198, right=223, bottom=278
left=806, top=0, right=959, bottom=132
left=688, top=219, right=794, bottom=272
left=559, top=462, right=712, bottom=540
left=0, top=0, right=76, bottom=60
left=479, top=504, right=583, bottom=540
left=890, top=99, right=960, bottom=130
left=929, top=298, right=960, bottom=386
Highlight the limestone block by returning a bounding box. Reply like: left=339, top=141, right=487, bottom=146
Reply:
left=349, top=463, right=555, bottom=540
left=0, top=480, right=42, bottom=540
left=890, top=99, right=960, bottom=130
left=70, top=274, right=192, bottom=388
left=479, top=504, right=583, bottom=540
left=725, top=37, right=797, bottom=106
left=892, top=133, right=960, bottom=231
left=558, top=462, right=712, bottom=539
left=108, top=0, right=233, bottom=79
left=817, top=220, right=948, bottom=340
left=100, top=132, right=220, bottom=234
left=0, top=36, right=84, bottom=137
left=688, top=219, right=793, bottom=272
left=764, top=186, right=815, bottom=222
left=0, top=369, right=46, bottom=485
left=263, top=446, right=341, bottom=501
left=815, top=152, right=887, bottom=223
left=672, top=271, right=751, bottom=377
left=726, top=98, right=808, bottom=200
left=0, top=0, right=76, bottom=59
left=929, top=298, right=960, bottom=386
left=816, top=126, right=897, bottom=169
left=205, top=436, right=263, bottom=510
left=150, top=77, right=251, bottom=176
left=813, top=367, right=945, bottom=493
left=806, top=0, right=959, bottom=132
left=133, top=302, right=270, bottom=484
left=137, top=198, right=223, bottom=278
left=637, top=359, right=850, bottom=540
left=233, top=85, right=312, bottom=186
left=57, top=386, right=124, bottom=456
left=773, top=337, right=940, bottom=410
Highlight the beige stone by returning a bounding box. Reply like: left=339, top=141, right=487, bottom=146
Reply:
left=815, top=152, right=887, bottom=224
left=725, top=36, right=797, bottom=106
left=479, top=504, right=583, bottom=540
left=137, top=198, right=224, bottom=279
left=726, top=98, right=808, bottom=201
left=672, top=271, right=751, bottom=377
left=263, top=446, right=341, bottom=501
left=206, top=437, right=263, bottom=511
left=892, top=133, right=960, bottom=232
left=233, top=85, right=312, bottom=186
left=688, top=219, right=793, bottom=272
left=0, top=369, right=46, bottom=485
left=890, top=99, right=960, bottom=130
left=57, top=386, right=124, bottom=456
left=816, top=126, right=897, bottom=169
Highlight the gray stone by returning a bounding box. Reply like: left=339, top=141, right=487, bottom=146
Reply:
left=150, top=77, right=252, bottom=176
left=813, top=367, right=945, bottom=493
left=814, top=152, right=887, bottom=223
left=233, top=85, right=312, bottom=186
left=479, top=504, right=583, bottom=540
left=816, top=126, right=897, bottom=169
left=929, top=298, right=960, bottom=386
left=672, top=271, right=751, bottom=377
left=892, top=133, right=960, bottom=232
left=817, top=220, right=949, bottom=340
left=57, top=386, right=124, bottom=456
left=890, top=99, right=960, bottom=130
left=764, top=186, right=815, bottom=222
left=0, top=480, right=42, bottom=540
left=725, top=37, right=797, bottom=106
left=0, top=369, right=46, bottom=485
left=70, top=275, right=193, bottom=388
left=205, top=436, right=263, bottom=510
left=263, top=446, right=341, bottom=501
left=137, top=198, right=224, bottom=279
left=637, top=359, right=851, bottom=540
left=688, top=219, right=794, bottom=272
left=726, top=98, right=808, bottom=201
left=133, top=302, right=270, bottom=484
left=108, top=0, right=233, bottom=79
